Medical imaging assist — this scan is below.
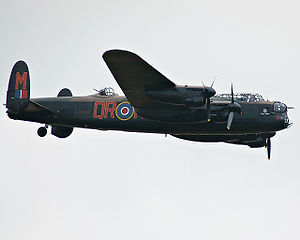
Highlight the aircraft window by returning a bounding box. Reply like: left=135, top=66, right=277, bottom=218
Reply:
left=215, top=93, right=264, bottom=102
left=273, top=102, right=287, bottom=113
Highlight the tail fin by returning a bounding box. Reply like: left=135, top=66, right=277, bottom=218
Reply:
left=6, top=61, right=30, bottom=113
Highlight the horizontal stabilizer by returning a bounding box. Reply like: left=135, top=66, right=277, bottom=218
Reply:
left=24, top=100, right=54, bottom=113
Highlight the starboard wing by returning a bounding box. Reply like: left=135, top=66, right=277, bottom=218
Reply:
left=103, top=50, right=176, bottom=108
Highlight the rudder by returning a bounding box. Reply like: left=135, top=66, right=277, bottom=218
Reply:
left=6, top=61, right=30, bottom=113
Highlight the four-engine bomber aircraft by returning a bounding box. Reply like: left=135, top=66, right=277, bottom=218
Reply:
left=6, top=50, right=292, bottom=159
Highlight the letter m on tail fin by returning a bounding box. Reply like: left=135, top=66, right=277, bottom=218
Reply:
left=15, top=72, right=28, bottom=98
left=6, top=61, right=30, bottom=113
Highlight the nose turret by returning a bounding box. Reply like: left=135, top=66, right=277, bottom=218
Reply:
left=273, top=101, right=292, bottom=129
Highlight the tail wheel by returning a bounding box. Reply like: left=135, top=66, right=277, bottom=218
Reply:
left=37, top=126, right=47, bottom=137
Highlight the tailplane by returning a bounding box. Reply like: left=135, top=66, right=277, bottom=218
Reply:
left=6, top=61, right=30, bottom=113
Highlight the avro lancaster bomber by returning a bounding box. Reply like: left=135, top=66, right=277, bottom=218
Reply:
left=6, top=50, right=292, bottom=159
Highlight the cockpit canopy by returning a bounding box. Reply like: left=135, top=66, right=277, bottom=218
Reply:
left=273, top=102, right=287, bottom=113
left=215, top=93, right=264, bottom=103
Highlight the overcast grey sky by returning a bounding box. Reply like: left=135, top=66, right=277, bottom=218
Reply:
left=0, top=0, right=299, bottom=239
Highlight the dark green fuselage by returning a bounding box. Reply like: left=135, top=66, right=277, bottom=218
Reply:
left=8, top=94, right=288, bottom=135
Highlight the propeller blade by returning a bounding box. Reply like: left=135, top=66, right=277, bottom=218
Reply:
left=210, top=77, right=216, bottom=88
left=227, top=111, right=234, bottom=130
left=207, top=98, right=211, bottom=121
left=231, top=83, right=234, bottom=103
left=201, top=80, right=216, bottom=121
left=267, top=137, right=271, bottom=160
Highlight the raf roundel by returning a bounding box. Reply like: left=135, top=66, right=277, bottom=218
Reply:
left=116, top=102, right=135, bottom=121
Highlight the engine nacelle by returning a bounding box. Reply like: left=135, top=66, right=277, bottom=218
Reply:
left=145, top=85, right=215, bottom=107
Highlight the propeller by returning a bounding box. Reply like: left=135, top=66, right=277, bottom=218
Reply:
left=227, top=111, right=234, bottom=130
left=201, top=81, right=216, bottom=121
left=226, top=83, right=242, bottom=130
left=206, top=97, right=211, bottom=121
left=231, top=83, right=234, bottom=103
left=266, top=137, right=271, bottom=160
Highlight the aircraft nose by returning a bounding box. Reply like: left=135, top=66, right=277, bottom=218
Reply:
left=277, top=112, right=290, bottom=129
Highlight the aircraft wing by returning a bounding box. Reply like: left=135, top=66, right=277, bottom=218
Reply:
left=103, top=50, right=176, bottom=108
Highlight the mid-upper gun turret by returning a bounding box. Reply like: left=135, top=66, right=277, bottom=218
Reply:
left=94, top=87, right=117, bottom=96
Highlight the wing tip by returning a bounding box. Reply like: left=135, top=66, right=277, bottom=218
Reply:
left=102, top=49, right=138, bottom=61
